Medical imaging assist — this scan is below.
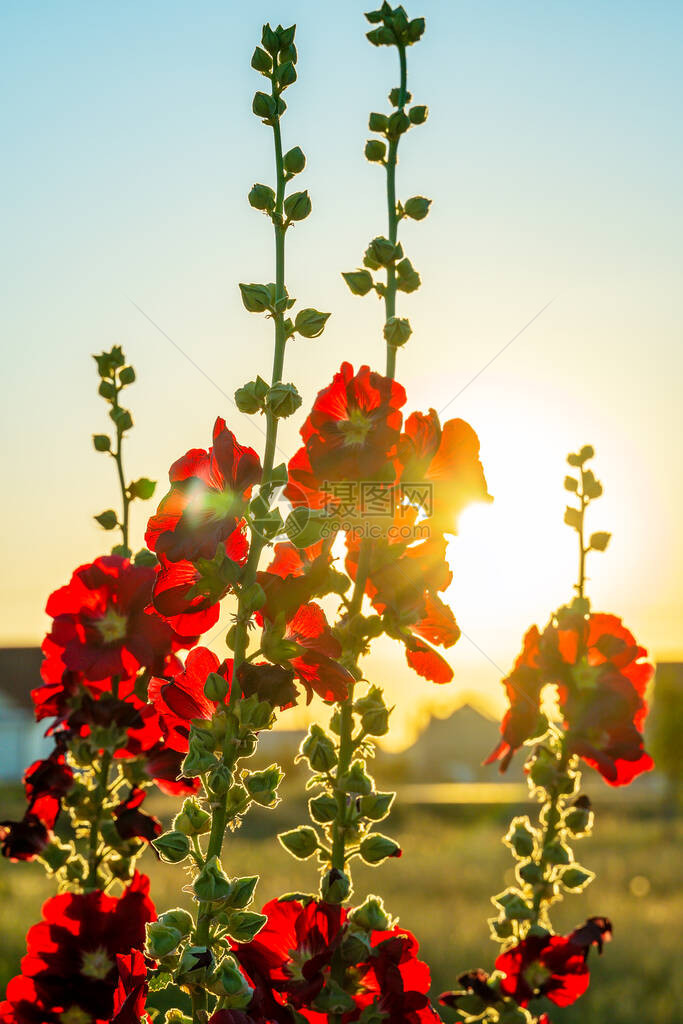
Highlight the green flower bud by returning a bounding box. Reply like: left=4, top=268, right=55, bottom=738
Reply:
left=383, top=316, right=412, bottom=348
left=366, top=25, right=396, bottom=47
left=158, top=908, right=194, bottom=936
left=261, top=24, right=279, bottom=55
left=505, top=817, right=537, bottom=858
left=396, top=257, right=421, bottom=292
left=309, top=793, right=339, bottom=823
left=225, top=784, right=250, bottom=818
left=284, top=506, right=332, bottom=549
left=204, top=671, right=230, bottom=703
left=193, top=855, right=233, bottom=903
left=278, top=826, right=319, bottom=860
left=128, top=478, right=156, bottom=501
left=94, top=509, right=118, bottom=530
left=98, top=379, right=115, bottom=399
left=408, top=104, right=428, bottom=125
left=248, top=183, right=276, bottom=212
left=542, top=840, right=571, bottom=866
left=244, top=764, right=284, bottom=807
left=369, top=236, right=399, bottom=266
left=277, top=24, right=296, bottom=49
left=489, top=915, right=515, bottom=939
left=403, top=195, right=431, bottom=220
left=300, top=724, right=338, bottom=771
left=368, top=111, right=389, bottom=132
left=359, top=791, right=395, bottom=821
left=389, top=86, right=412, bottom=106
left=234, top=376, right=269, bottom=414
left=92, top=434, right=111, bottom=452
left=561, top=865, right=595, bottom=891
left=320, top=868, right=351, bottom=904
left=225, top=875, right=258, bottom=910
left=349, top=895, right=392, bottom=932
left=153, top=830, right=190, bottom=864
left=564, top=795, right=593, bottom=836
left=354, top=686, right=390, bottom=737
left=209, top=955, right=254, bottom=1005
left=239, top=283, right=273, bottom=314
left=119, top=365, right=136, bottom=385
left=277, top=61, right=297, bottom=88
left=284, top=190, right=312, bottom=222
left=225, top=910, right=268, bottom=943
left=283, top=146, right=306, bottom=175
left=182, top=735, right=217, bottom=778
left=517, top=860, right=544, bottom=885
left=294, top=307, right=330, bottom=339
left=358, top=833, right=401, bottom=864
left=266, top=382, right=302, bottom=418
left=251, top=45, right=272, bottom=74
left=342, top=269, right=374, bottom=296
left=174, top=797, right=211, bottom=836
left=252, top=91, right=277, bottom=121
left=365, top=139, right=387, bottom=162
left=38, top=840, right=72, bottom=873
left=146, top=921, right=184, bottom=959
left=108, top=855, right=134, bottom=881
left=387, top=110, right=410, bottom=139
left=110, top=406, right=133, bottom=432
left=176, top=946, right=212, bottom=983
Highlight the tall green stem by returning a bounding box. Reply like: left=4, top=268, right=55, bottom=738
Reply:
left=385, top=44, right=407, bottom=380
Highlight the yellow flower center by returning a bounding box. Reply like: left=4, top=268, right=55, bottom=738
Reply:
left=95, top=607, right=128, bottom=644
left=339, top=407, right=373, bottom=447
left=59, top=1007, right=93, bottom=1024
left=80, top=945, right=113, bottom=980
left=523, top=959, right=552, bottom=990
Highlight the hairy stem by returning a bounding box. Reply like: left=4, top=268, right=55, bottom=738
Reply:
left=385, top=43, right=408, bottom=380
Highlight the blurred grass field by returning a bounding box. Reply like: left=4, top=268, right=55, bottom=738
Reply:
left=1, top=793, right=680, bottom=1024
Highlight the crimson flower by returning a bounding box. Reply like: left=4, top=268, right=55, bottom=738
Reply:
left=43, top=556, right=197, bottom=683
left=494, top=918, right=612, bottom=1008
left=148, top=647, right=229, bottom=752
left=286, top=362, right=406, bottom=510
left=111, top=950, right=150, bottom=1024
left=0, top=873, right=155, bottom=1024
left=284, top=603, right=353, bottom=703
left=487, top=608, right=654, bottom=785
left=146, top=417, right=261, bottom=563
left=350, top=930, right=441, bottom=1024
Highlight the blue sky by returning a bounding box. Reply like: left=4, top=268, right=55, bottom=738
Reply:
left=2, top=1, right=681, bottom=741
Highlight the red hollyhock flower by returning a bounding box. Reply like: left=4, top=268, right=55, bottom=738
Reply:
left=146, top=417, right=261, bottom=564
left=494, top=918, right=612, bottom=1009
left=148, top=647, right=228, bottom=752
left=111, top=950, right=150, bottom=1024
left=0, top=873, right=155, bottom=1024
left=140, top=744, right=200, bottom=796
left=346, top=535, right=458, bottom=684
left=283, top=603, right=353, bottom=703
left=1, top=747, right=73, bottom=862
left=396, top=409, right=491, bottom=532
left=286, top=362, right=406, bottom=510
left=44, top=556, right=197, bottom=683
left=114, top=787, right=162, bottom=843
left=236, top=899, right=438, bottom=1023
left=235, top=898, right=346, bottom=1012
left=487, top=609, right=654, bottom=785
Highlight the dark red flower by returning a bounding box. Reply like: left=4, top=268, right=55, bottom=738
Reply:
left=351, top=930, right=441, bottom=1024
left=1, top=873, right=155, bottom=1024
left=146, top=417, right=261, bottom=563
left=141, top=744, right=200, bottom=796
left=494, top=918, right=612, bottom=1009
left=0, top=815, right=51, bottom=863
left=485, top=626, right=545, bottom=772
left=43, top=556, right=196, bottom=683
left=286, top=363, right=406, bottom=510
left=114, top=788, right=162, bottom=843
left=111, top=950, right=150, bottom=1024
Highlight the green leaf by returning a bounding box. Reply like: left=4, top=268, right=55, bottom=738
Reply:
left=564, top=475, right=578, bottom=492
left=590, top=531, right=611, bottom=552
left=94, top=509, right=118, bottom=530
left=342, top=269, right=374, bottom=296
